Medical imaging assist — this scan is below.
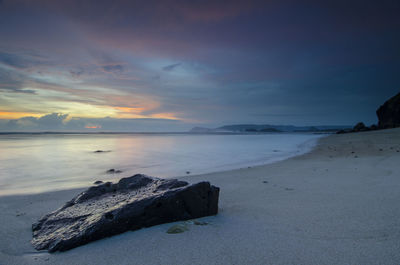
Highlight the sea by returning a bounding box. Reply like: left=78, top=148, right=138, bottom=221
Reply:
left=0, top=133, right=323, bottom=196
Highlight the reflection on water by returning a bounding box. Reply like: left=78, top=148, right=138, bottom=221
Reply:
left=0, top=133, right=321, bottom=195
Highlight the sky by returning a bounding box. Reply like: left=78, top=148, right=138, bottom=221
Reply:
left=0, top=0, right=399, bottom=132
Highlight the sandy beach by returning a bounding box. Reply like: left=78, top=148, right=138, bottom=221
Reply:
left=1, top=128, right=400, bottom=265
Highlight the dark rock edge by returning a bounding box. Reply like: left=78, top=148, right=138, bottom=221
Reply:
left=31, top=174, right=219, bottom=252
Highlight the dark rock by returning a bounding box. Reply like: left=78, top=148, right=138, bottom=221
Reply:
left=336, top=129, right=348, bottom=134
left=31, top=174, right=219, bottom=252
left=93, top=180, right=103, bottom=185
left=155, top=179, right=188, bottom=191
left=338, top=122, right=372, bottom=134
left=353, top=122, right=368, bottom=132
left=377, top=92, right=400, bottom=129
left=94, top=150, right=111, bottom=153
left=106, top=168, right=122, bottom=174
left=370, top=124, right=378, bottom=130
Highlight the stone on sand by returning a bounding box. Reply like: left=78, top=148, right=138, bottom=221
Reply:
left=31, top=174, right=219, bottom=252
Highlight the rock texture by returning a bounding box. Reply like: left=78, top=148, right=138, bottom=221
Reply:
left=32, top=174, right=220, bottom=252
left=377, top=92, right=400, bottom=129
left=336, top=122, right=376, bottom=134
left=106, top=168, right=122, bottom=174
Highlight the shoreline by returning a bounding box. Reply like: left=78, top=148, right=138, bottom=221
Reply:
left=1, top=128, right=400, bottom=264
left=0, top=134, right=322, bottom=198
left=0, top=132, right=322, bottom=197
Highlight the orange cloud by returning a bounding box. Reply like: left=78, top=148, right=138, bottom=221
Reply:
left=113, top=105, right=180, bottom=120
left=85, top=124, right=102, bottom=129
left=0, top=111, right=42, bottom=119
left=148, top=113, right=180, bottom=120
left=114, top=106, right=146, bottom=113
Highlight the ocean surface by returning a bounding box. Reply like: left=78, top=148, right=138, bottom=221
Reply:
left=0, top=133, right=323, bottom=196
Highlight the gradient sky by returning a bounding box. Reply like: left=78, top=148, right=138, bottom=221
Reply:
left=0, top=0, right=399, bottom=131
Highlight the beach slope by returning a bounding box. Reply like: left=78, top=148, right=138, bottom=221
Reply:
left=1, top=128, right=400, bottom=264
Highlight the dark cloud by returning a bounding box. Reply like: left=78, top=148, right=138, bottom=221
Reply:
left=0, top=51, right=32, bottom=69
left=0, top=65, right=36, bottom=93
left=101, top=64, right=124, bottom=74
left=162, top=63, right=181, bottom=72
left=69, top=69, right=84, bottom=78
left=0, top=50, right=49, bottom=69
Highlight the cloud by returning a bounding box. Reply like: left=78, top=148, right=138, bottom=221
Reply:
left=69, top=69, right=85, bottom=78
left=0, top=52, right=28, bottom=69
left=0, top=113, right=191, bottom=132
left=101, top=64, right=124, bottom=74
left=0, top=0, right=399, bottom=127
left=162, top=63, right=181, bottom=72
left=0, top=66, right=37, bottom=93
left=4, top=113, right=69, bottom=131
left=0, top=86, right=36, bottom=94
left=37, top=113, right=69, bottom=126
left=0, top=50, right=49, bottom=70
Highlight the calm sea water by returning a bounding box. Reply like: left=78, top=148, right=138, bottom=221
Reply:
left=0, top=133, right=322, bottom=196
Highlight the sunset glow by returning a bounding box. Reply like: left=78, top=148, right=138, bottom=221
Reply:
left=0, top=0, right=399, bottom=132
left=84, top=124, right=102, bottom=129
left=0, top=111, right=43, bottom=120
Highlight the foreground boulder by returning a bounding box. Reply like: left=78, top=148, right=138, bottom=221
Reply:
left=32, top=174, right=219, bottom=252
left=376, top=92, right=400, bottom=129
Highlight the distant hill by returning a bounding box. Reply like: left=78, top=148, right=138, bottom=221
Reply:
left=189, top=127, right=218, bottom=133
left=189, top=124, right=351, bottom=133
